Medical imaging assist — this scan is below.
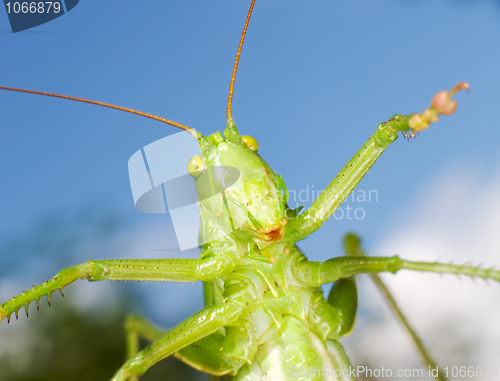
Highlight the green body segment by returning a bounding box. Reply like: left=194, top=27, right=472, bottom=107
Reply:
left=2, top=115, right=500, bottom=381
left=182, top=247, right=357, bottom=381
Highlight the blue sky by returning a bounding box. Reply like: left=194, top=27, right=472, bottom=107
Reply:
left=1, top=0, right=500, bottom=375
left=0, top=0, right=499, bottom=255
left=0, top=0, right=499, bottom=249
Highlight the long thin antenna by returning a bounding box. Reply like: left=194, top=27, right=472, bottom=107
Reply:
left=226, top=0, right=256, bottom=124
left=0, top=86, right=198, bottom=138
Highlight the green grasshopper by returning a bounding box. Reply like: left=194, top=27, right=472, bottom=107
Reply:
left=1, top=1, right=499, bottom=381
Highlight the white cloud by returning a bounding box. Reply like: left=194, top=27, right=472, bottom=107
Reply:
left=344, top=166, right=500, bottom=380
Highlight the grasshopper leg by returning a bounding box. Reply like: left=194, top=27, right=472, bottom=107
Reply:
left=0, top=254, right=242, bottom=324
left=175, top=325, right=257, bottom=376
left=289, top=84, right=469, bottom=240
left=289, top=250, right=500, bottom=287
left=110, top=299, right=248, bottom=381
left=124, top=314, right=168, bottom=381
left=327, top=278, right=358, bottom=338
left=289, top=234, right=499, bottom=380
left=342, top=233, right=447, bottom=381
left=124, top=313, right=256, bottom=378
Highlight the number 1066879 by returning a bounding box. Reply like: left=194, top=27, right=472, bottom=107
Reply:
left=5, top=2, right=61, bottom=14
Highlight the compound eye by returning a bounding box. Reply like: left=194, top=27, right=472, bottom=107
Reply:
left=187, top=155, right=204, bottom=178
left=242, top=135, right=259, bottom=152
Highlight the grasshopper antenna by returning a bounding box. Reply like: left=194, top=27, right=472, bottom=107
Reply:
left=226, top=0, right=256, bottom=125
left=0, top=86, right=200, bottom=139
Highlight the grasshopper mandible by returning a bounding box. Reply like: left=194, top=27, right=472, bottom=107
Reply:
left=1, top=1, right=499, bottom=381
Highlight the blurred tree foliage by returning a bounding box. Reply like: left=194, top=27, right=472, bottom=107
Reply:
left=0, top=207, right=206, bottom=380
left=0, top=300, right=205, bottom=381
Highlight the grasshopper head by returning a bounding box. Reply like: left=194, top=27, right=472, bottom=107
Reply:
left=189, top=123, right=286, bottom=243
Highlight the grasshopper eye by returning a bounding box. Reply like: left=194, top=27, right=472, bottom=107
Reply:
left=187, top=155, right=204, bottom=177
left=242, top=135, right=259, bottom=152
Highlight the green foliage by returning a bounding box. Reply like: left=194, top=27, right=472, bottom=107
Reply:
left=0, top=303, right=205, bottom=381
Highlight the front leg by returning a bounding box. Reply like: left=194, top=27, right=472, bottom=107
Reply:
left=289, top=83, right=469, bottom=239
left=0, top=255, right=237, bottom=323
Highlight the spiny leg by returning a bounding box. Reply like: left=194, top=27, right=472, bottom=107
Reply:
left=289, top=251, right=500, bottom=287
left=111, top=299, right=248, bottom=381
left=342, top=233, right=447, bottom=381
left=288, top=83, right=469, bottom=240
left=289, top=248, right=499, bottom=376
left=0, top=254, right=240, bottom=323
left=289, top=248, right=500, bottom=380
